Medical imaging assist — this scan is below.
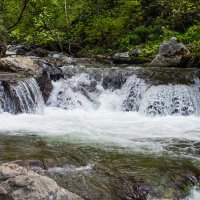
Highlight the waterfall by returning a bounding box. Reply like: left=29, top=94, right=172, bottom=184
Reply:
left=47, top=74, right=97, bottom=110
left=0, top=78, right=44, bottom=114
left=139, top=84, right=200, bottom=116
left=10, top=78, right=44, bottom=113
left=121, top=75, right=147, bottom=112
left=1, top=64, right=200, bottom=116
left=48, top=67, right=200, bottom=116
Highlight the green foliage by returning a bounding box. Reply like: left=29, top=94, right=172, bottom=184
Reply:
left=141, top=42, right=160, bottom=57
left=0, top=0, right=200, bottom=55
left=180, top=25, right=200, bottom=53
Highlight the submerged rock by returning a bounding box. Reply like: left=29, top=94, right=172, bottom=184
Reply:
left=0, top=162, right=84, bottom=200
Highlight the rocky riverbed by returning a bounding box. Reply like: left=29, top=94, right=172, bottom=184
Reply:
left=0, top=40, right=200, bottom=200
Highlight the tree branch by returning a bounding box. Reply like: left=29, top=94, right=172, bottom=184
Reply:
left=8, top=0, right=29, bottom=30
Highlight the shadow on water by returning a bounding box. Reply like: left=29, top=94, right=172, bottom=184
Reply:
left=0, top=134, right=200, bottom=200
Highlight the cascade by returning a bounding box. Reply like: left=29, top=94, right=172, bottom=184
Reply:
left=139, top=84, right=200, bottom=116
left=48, top=68, right=200, bottom=116
left=1, top=64, right=200, bottom=116
left=0, top=78, right=44, bottom=114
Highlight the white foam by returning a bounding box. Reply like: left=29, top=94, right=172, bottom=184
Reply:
left=185, top=187, right=200, bottom=200
left=0, top=107, right=200, bottom=152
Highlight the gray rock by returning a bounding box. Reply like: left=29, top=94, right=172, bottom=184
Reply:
left=151, top=54, right=182, bottom=67
left=0, top=162, right=84, bottom=200
left=159, top=37, right=189, bottom=57
left=0, top=56, right=54, bottom=103
left=114, top=52, right=129, bottom=58
left=129, top=48, right=142, bottom=57
left=36, top=59, right=64, bottom=81
left=151, top=37, right=190, bottom=67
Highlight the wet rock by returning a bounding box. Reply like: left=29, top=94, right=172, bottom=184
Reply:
left=151, top=37, right=190, bottom=67
left=102, top=69, right=134, bottom=90
left=0, top=56, right=53, bottom=103
left=113, top=57, right=151, bottom=65
left=103, top=71, right=126, bottom=90
left=36, top=60, right=64, bottom=81
left=35, top=70, right=53, bottom=103
left=0, top=162, right=84, bottom=200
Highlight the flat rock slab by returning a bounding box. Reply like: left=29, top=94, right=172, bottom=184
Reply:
left=0, top=56, right=42, bottom=76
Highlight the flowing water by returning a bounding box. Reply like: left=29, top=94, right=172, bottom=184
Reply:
left=0, top=63, right=200, bottom=199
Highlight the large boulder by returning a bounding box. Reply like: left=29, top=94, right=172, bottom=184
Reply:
left=0, top=162, right=84, bottom=200
left=151, top=37, right=190, bottom=67
left=0, top=56, right=55, bottom=102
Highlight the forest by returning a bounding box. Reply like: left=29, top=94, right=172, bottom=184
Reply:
left=0, top=0, right=200, bottom=56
